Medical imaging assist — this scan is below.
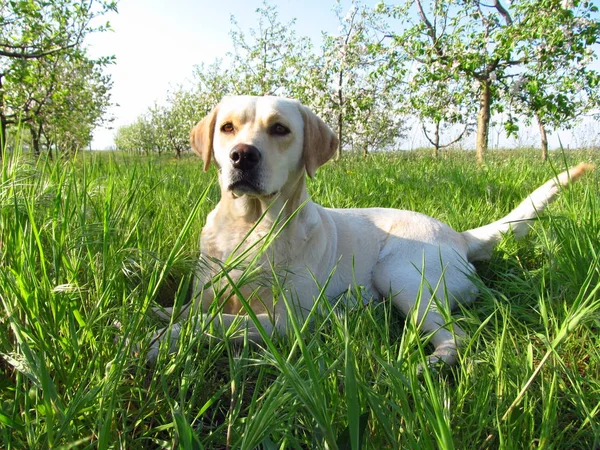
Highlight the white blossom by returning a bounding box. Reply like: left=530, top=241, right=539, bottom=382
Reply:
left=562, top=0, right=574, bottom=9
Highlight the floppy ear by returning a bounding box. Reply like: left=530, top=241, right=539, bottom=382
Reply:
left=300, top=105, right=339, bottom=178
left=190, top=105, right=219, bottom=172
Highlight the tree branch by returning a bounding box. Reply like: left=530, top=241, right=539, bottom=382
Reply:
left=422, top=122, right=437, bottom=147
left=0, top=44, right=76, bottom=60
left=415, top=0, right=443, bottom=56
left=492, top=0, right=513, bottom=25
left=439, top=123, right=470, bottom=148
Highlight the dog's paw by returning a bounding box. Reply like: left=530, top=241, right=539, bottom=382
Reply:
left=146, top=340, right=160, bottom=364
left=145, top=324, right=182, bottom=364
left=416, top=356, right=445, bottom=376
left=416, top=348, right=457, bottom=376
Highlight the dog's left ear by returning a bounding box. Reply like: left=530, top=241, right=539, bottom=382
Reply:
left=190, top=105, right=219, bottom=172
left=300, top=105, right=339, bottom=178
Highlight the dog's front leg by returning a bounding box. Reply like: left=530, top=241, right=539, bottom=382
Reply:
left=146, top=308, right=287, bottom=363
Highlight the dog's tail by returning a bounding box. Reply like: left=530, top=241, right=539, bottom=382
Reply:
left=462, top=163, right=594, bottom=262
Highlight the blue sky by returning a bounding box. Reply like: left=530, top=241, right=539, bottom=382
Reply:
left=87, top=0, right=600, bottom=150
left=87, top=0, right=369, bottom=149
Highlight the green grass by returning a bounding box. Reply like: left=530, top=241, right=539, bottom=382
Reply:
left=0, top=148, right=599, bottom=449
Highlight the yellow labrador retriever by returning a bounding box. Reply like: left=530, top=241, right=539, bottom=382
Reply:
left=149, top=95, right=591, bottom=365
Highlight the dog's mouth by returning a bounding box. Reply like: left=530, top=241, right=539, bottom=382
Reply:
left=228, top=179, right=260, bottom=195
left=228, top=179, right=278, bottom=199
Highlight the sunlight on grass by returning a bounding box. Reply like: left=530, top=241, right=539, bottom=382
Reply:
left=0, top=149, right=599, bottom=448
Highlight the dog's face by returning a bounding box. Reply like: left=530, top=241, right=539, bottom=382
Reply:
left=190, top=96, right=338, bottom=198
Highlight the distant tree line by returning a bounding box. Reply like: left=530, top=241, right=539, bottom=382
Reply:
left=0, top=0, right=117, bottom=159
left=116, top=0, right=600, bottom=163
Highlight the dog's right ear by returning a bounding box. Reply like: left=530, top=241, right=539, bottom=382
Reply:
left=190, top=105, right=219, bottom=172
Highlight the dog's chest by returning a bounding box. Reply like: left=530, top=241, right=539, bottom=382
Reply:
left=199, top=216, right=306, bottom=314
left=200, top=219, right=281, bottom=263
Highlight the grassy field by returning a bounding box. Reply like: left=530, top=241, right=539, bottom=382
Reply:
left=1, top=148, right=599, bottom=449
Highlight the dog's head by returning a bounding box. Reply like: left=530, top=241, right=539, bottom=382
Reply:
left=190, top=96, right=338, bottom=198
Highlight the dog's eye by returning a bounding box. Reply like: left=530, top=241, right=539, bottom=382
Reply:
left=221, top=122, right=234, bottom=134
left=269, top=123, right=290, bottom=136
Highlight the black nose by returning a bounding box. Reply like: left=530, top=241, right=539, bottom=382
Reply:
left=230, top=144, right=261, bottom=171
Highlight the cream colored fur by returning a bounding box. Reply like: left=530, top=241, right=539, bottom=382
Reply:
left=148, top=95, right=592, bottom=366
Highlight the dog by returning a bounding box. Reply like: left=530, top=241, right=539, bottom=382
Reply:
left=148, top=95, right=591, bottom=366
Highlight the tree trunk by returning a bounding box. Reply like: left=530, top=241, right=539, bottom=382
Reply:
left=30, top=124, right=41, bottom=156
left=476, top=79, right=491, bottom=165
left=422, top=119, right=441, bottom=157
left=535, top=112, right=548, bottom=161
left=336, top=69, right=343, bottom=161
left=0, top=75, right=6, bottom=160
left=0, top=115, right=6, bottom=159
left=336, top=111, right=342, bottom=161
left=42, top=130, right=53, bottom=160
left=433, top=120, right=440, bottom=158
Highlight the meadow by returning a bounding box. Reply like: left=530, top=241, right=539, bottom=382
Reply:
left=0, top=148, right=599, bottom=449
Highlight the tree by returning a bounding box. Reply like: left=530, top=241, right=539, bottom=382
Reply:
left=379, top=0, right=521, bottom=164
left=113, top=121, right=139, bottom=153
left=146, top=94, right=193, bottom=158
left=319, top=0, right=405, bottom=158
left=227, top=0, right=409, bottom=157
left=120, top=1, right=408, bottom=159
left=116, top=3, right=318, bottom=158
left=44, top=55, right=113, bottom=155
left=227, top=1, right=314, bottom=97
left=160, top=63, right=234, bottom=157
left=344, top=68, right=407, bottom=156
left=114, top=60, right=234, bottom=156
left=2, top=50, right=113, bottom=156
left=503, top=0, right=600, bottom=160
left=191, top=60, right=234, bottom=108
left=409, top=70, right=476, bottom=157
left=160, top=90, right=196, bottom=158
left=0, top=0, right=116, bottom=156
left=378, top=0, right=600, bottom=164
left=114, top=116, right=155, bottom=154
left=0, top=0, right=116, bottom=59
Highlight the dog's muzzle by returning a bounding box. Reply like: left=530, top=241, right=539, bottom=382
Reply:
left=230, top=144, right=261, bottom=172
left=228, top=144, right=263, bottom=195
